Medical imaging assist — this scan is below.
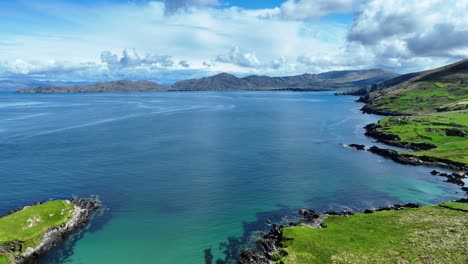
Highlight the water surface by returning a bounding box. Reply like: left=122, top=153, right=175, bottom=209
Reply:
left=0, top=91, right=463, bottom=263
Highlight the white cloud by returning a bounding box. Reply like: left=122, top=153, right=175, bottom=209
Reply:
left=348, top=0, right=468, bottom=65
left=0, top=0, right=467, bottom=82
left=216, top=47, right=260, bottom=67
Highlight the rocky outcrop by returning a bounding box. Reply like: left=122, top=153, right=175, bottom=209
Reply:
left=368, top=146, right=467, bottom=171
left=1, top=198, right=101, bottom=264
left=430, top=170, right=467, bottom=187
left=348, top=144, right=366, bottom=151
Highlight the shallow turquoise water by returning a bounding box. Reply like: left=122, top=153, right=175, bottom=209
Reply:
left=0, top=91, right=463, bottom=263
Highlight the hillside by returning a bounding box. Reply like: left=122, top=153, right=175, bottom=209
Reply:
left=17, top=80, right=169, bottom=93
left=16, top=69, right=397, bottom=93
left=361, top=59, right=468, bottom=115
left=171, top=69, right=398, bottom=91
left=360, top=58, right=468, bottom=167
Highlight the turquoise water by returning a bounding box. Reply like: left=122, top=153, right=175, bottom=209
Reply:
left=0, top=91, right=463, bottom=263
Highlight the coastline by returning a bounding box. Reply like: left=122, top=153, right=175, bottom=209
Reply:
left=0, top=198, right=100, bottom=264
left=237, top=93, right=468, bottom=263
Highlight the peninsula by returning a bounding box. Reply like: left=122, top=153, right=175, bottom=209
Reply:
left=0, top=199, right=100, bottom=264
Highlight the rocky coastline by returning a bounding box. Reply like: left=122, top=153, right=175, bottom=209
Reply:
left=0, top=198, right=100, bottom=264
left=237, top=203, right=427, bottom=264
left=363, top=122, right=467, bottom=171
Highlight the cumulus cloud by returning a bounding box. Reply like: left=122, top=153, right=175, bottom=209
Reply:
left=178, top=60, right=190, bottom=68
left=348, top=0, right=468, bottom=61
left=164, top=0, right=219, bottom=15
left=406, top=23, right=468, bottom=57
left=280, top=0, right=362, bottom=19
left=216, top=47, right=260, bottom=67
left=101, top=49, right=175, bottom=68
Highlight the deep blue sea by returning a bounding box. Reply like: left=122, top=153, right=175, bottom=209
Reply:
left=0, top=91, right=463, bottom=263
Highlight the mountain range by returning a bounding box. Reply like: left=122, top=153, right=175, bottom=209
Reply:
left=14, top=69, right=398, bottom=93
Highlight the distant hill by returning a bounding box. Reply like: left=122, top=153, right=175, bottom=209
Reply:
left=360, top=59, right=468, bottom=115
left=17, top=80, right=169, bottom=93
left=16, top=69, right=398, bottom=93
left=0, top=79, right=90, bottom=92
left=170, top=69, right=397, bottom=91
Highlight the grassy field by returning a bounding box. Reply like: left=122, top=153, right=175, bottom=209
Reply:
left=0, top=200, right=75, bottom=263
left=378, top=111, right=468, bottom=164
left=281, top=202, right=468, bottom=263
left=369, top=82, right=468, bottom=115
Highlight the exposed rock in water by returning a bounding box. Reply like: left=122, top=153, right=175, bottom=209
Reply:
left=348, top=144, right=366, bottom=151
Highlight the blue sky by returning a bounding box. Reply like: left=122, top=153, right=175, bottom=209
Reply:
left=1, top=0, right=467, bottom=83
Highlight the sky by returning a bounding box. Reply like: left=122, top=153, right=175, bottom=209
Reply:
left=0, top=0, right=467, bottom=83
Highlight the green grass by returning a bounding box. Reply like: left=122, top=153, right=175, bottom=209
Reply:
left=442, top=202, right=468, bottom=212
left=0, top=256, right=8, bottom=264
left=378, top=111, right=467, bottom=164
left=0, top=200, right=75, bottom=263
left=370, top=81, right=468, bottom=115
left=281, top=203, right=468, bottom=263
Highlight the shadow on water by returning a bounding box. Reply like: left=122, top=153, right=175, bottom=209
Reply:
left=206, top=204, right=298, bottom=264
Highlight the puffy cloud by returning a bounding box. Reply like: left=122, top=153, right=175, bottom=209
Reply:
left=101, top=49, right=175, bottom=68
left=179, top=60, right=190, bottom=68
left=100, top=51, right=119, bottom=65
left=348, top=0, right=468, bottom=61
left=406, top=23, right=468, bottom=57
left=280, top=0, right=362, bottom=19
left=164, top=0, right=219, bottom=15
left=216, top=47, right=260, bottom=67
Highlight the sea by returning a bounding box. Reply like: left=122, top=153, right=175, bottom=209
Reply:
left=0, top=91, right=463, bottom=263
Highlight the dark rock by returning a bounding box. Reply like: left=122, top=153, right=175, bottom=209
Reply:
left=452, top=171, right=466, bottom=178
left=445, top=129, right=467, bottom=137
left=349, top=144, right=366, bottom=150
left=298, top=209, right=320, bottom=219
left=363, top=209, right=375, bottom=214
left=430, top=170, right=440, bottom=175
left=265, top=219, right=272, bottom=224
left=408, top=142, right=437, bottom=150
left=446, top=177, right=465, bottom=186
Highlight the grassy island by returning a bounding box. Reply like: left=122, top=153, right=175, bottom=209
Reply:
left=280, top=202, right=468, bottom=263
left=0, top=200, right=75, bottom=264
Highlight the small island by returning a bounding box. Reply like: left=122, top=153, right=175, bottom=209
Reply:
left=0, top=199, right=100, bottom=264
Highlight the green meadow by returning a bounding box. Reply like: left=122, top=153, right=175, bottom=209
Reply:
left=280, top=202, right=468, bottom=263
left=0, top=200, right=75, bottom=263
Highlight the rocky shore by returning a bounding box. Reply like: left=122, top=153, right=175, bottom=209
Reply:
left=237, top=203, right=425, bottom=264
left=0, top=198, right=100, bottom=264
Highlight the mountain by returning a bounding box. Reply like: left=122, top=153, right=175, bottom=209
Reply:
left=16, top=69, right=398, bottom=93
left=171, top=69, right=398, bottom=91
left=171, top=72, right=332, bottom=91
left=17, top=80, right=169, bottom=93
left=360, top=58, right=468, bottom=115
